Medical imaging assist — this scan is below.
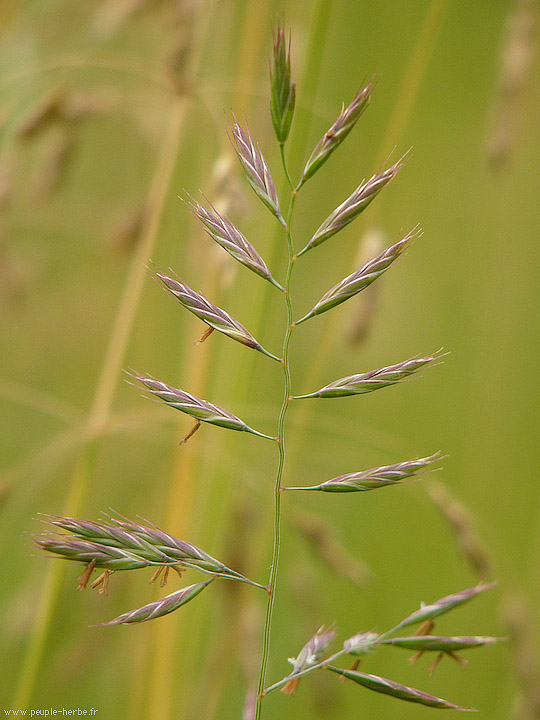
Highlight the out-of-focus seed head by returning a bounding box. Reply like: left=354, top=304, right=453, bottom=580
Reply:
left=344, top=631, right=380, bottom=656
left=389, top=582, right=498, bottom=635
left=382, top=635, right=500, bottom=653
left=282, top=625, right=336, bottom=695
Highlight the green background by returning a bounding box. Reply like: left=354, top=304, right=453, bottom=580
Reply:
left=1, top=0, right=539, bottom=718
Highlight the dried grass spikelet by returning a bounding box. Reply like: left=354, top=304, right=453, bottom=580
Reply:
left=107, top=204, right=146, bottom=254
left=92, top=0, right=149, bottom=38
left=33, top=126, right=72, bottom=197
left=428, top=480, right=493, bottom=578
left=163, top=0, right=198, bottom=95
left=288, top=508, right=370, bottom=587
left=17, top=86, right=65, bottom=140
left=503, top=591, right=540, bottom=720
left=486, top=0, right=539, bottom=168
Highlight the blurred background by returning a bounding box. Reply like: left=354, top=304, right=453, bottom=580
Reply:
left=1, top=0, right=539, bottom=718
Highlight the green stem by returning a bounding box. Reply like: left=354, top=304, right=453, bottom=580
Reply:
left=255, top=171, right=298, bottom=719
left=262, top=649, right=348, bottom=696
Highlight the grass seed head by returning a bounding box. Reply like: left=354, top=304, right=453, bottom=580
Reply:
left=304, top=155, right=405, bottom=252
left=151, top=268, right=262, bottom=350
left=228, top=117, right=282, bottom=219
left=128, top=371, right=264, bottom=434
left=287, top=452, right=441, bottom=492
left=326, top=666, right=474, bottom=710
left=101, top=577, right=215, bottom=626
left=301, top=81, right=373, bottom=185
left=185, top=194, right=277, bottom=285
left=295, top=351, right=445, bottom=398
left=270, top=24, right=296, bottom=143
left=297, top=226, right=421, bottom=323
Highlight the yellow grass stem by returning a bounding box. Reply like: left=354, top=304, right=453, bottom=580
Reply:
left=12, top=441, right=97, bottom=709
left=144, top=269, right=221, bottom=720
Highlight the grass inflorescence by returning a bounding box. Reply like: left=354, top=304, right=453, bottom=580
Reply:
left=34, top=24, right=499, bottom=720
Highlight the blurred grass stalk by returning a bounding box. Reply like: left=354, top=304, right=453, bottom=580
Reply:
left=12, top=15, right=195, bottom=715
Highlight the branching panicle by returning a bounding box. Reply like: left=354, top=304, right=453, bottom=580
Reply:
left=37, top=26, right=496, bottom=720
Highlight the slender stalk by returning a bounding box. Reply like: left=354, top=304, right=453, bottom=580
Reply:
left=255, top=159, right=298, bottom=718
left=262, top=650, right=347, bottom=696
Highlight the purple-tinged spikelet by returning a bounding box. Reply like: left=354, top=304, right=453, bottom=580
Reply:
left=388, top=582, right=498, bottom=635
left=101, top=577, right=215, bottom=625
left=128, top=372, right=275, bottom=440
left=185, top=194, right=281, bottom=288
left=294, top=351, right=445, bottom=399
left=228, top=118, right=282, bottom=220
left=298, top=155, right=406, bottom=254
left=326, top=666, right=473, bottom=710
left=282, top=626, right=336, bottom=695
left=300, top=82, right=373, bottom=186
left=286, top=453, right=441, bottom=493
left=296, top=227, right=420, bottom=324
left=151, top=269, right=280, bottom=361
